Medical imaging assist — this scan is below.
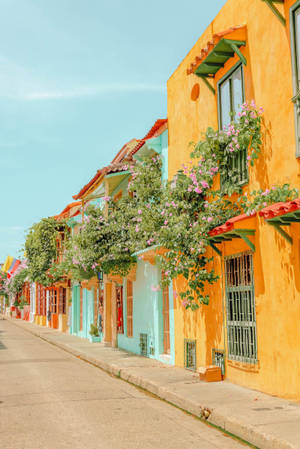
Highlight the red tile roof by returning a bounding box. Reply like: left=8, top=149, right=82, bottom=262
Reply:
left=73, top=119, right=167, bottom=200
left=73, top=170, right=103, bottom=200
left=187, top=25, right=246, bottom=75
left=55, top=201, right=81, bottom=220
left=209, top=212, right=256, bottom=237
left=259, top=198, right=300, bottom=220
left=131, top=119, right=168, bottom=157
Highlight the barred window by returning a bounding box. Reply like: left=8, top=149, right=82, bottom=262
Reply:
left=225, top=252, right=257, bottom=363
left=219, top=64, right=248, bottom=185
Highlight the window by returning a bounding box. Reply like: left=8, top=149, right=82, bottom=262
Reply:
left=126, top=280, right=133, bottom=337
left=51, top=289, right=58, bottom=314
left=184, top=339, right=196, bottom=371
left=59, top=287, right=67, bottom=315
left=219, top=64, right=244, bottom=129
left=219, top=64, right=248, bottom=185
left=225, top=252, right=257, bottom=363
left=291, top=3, right=300, bottom=157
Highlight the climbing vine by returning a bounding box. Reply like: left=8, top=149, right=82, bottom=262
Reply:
left=25, top=217, right=67, bottom=286
left=22, top=102, right=299, bottom=310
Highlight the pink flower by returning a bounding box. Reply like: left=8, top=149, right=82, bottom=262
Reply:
left=207, top=217, right=213, bottom=223
left=102, top=196, right=110, bottom=202
left=138, top=209, right=142, bottom=215
left=194, top=187, right=203, bottom=194
left=200, top=181, right=209, bottom=189
left=135, top=225, right=139, bottom=232
left=164, top=220, right=168, bottom=225
left=151, top=285, right=161, bottom=292
left=247, top=155, right=251, bottom=161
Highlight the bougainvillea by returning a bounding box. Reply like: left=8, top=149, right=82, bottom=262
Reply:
left=22, top=102, right=299, bottom=310
left=25, top=217, right=66, bottom=286
left=4, top=260, right=28, bottom=296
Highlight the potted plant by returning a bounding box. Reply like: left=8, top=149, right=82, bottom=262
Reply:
left=89, top=323, right=101, bottom=343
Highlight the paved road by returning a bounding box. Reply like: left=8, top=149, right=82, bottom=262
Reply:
left=0, top=320, right=247, bottom=449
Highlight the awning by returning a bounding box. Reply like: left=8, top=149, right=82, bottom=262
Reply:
left=259, top=198, right=300, bottom=244
left=194, top=38, right=246, bottom=78
left=186, top=25, right=247, bottom=95
left=208, top=213, right=256, bottom=255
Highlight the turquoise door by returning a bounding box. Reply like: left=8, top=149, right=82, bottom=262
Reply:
left=71, top=285, right=80, bottom=335
left=82, top=288, right=94, bottom=339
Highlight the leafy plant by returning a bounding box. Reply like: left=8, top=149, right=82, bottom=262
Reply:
left=25, top=217, right=67, bottom=286
left=89, top=323, right=99, bottom=337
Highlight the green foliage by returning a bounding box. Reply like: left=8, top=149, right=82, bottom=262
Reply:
left=191, top=101, right=263, bottom=195
left=240, top=184, right=299, bottom=215
left=25, top=217, right=66, bottom=286
left=9, top=268, right=28, bottom=295
left=21, top=102, right=298, bottom=311
left=89, top=323, right=99, bottom=337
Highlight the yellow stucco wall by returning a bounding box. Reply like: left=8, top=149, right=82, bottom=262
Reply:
left=168, top=0, right=300, bottom=399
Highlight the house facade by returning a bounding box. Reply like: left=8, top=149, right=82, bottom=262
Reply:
left=167, top=0, right=300, bottom=399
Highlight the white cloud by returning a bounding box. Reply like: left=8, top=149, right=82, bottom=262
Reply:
left=0, top=226, right=24, bottom=231
left=24, top=83, right=165, bottom=101
left=0, top=55, right=165, bottom=101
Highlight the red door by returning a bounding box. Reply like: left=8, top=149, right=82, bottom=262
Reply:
left=116, top=286, right=124, bottom=334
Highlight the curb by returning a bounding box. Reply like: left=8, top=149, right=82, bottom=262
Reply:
left=5, top=318, right=298, bottom=449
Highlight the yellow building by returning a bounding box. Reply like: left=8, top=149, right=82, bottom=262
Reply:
left=167, top=0, right=300, bottom=399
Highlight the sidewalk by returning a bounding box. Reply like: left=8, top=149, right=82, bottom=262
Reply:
left=5, top=317, right=300, bottom=449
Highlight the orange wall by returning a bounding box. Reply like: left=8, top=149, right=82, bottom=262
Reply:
left=168, top=0, right=300, bottom=400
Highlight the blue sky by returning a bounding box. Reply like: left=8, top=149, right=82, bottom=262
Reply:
left=0, top=0, right=226, bottom=260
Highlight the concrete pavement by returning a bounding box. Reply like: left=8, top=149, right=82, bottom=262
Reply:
left=0, top=318, right=250, bottom=449
left=4, top=317, right=300, bottom=449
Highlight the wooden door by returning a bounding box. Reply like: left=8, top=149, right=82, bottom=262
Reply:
left=51, top=289, right=58, bottom=328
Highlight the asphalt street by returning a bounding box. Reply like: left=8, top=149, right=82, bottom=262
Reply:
left=0, top=319, right=248, bottom=449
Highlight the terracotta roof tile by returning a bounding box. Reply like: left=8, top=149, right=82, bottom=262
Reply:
left=73, top=120, right=167, bottom=200
left=131, top=119, right=168, bottom=157
left=259, top=198, right=300, bottom=220
left=209, top=213, right=256, bottom=237
left=187, top=25, right=246, bottom=75
left=55, top=201, right=81, bottom=220
left=73, top=170, right=103, bottom=200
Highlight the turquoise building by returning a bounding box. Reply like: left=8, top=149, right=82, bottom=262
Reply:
left=115, top=121, right=175, bottom=365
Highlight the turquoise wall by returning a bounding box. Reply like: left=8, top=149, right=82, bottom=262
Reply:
left=161, top=129, right=168, bottom=182
left=117, top=259, right=175, bottom=365
left=70, top=284, right=80, bottom=335
left=70, top=285, right=95, bottom=342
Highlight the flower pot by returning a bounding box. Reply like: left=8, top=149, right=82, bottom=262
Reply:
left=90, top=335, right=102, bottom=343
